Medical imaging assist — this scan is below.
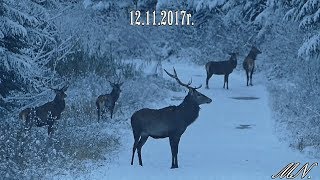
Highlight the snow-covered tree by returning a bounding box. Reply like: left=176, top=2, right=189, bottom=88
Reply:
left=0, top=0, right=69, bottom=98
left=282, top=0, right=320, bottom=58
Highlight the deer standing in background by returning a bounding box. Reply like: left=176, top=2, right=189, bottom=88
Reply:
left=19, top=85, right=68, bottom=136
left=133, top=0, right=138, bottom=9
left=243, top=46, right=262, bottom=86
left=130, top=68, right=212, bottom=169
left=205, top=52, right=238, bottom=89
left=96, top=81, right=123, bottom=121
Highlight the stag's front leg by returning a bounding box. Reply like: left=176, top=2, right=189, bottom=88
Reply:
left=97, top=107, right=101, bottom=122
left=206, top=73, right=213, bottom=89
left=246, top=71, right=249, bottom=86
left=26, top=117, right=32, bottom=130
left=47, top=118, right=54, bottom=136
left=250, top=68, right=254, bottom=86
left=169, top=136, right=181, bottom=169
left=109, top=105, right=115, bottom=119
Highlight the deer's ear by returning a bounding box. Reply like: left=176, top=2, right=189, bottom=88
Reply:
left=119, top=82, right=124, bottom=86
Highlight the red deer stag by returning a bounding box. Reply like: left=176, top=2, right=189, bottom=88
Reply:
left=243, top=46, right=262, bottom=86
left=96, top=80, right=123, bottom=121
left=205, top=52, right=238, bottom=89
left=130, top=68, right=212, bottom=169
left=19, top=85, right=68, bottom=135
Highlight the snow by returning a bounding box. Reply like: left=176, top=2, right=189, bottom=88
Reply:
left=83, top=0, right=92, bottom=8
left=53, top=61, right=319, bottom=180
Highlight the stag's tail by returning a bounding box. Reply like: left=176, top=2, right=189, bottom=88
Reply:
left=19, top=108, right=31, bottom=122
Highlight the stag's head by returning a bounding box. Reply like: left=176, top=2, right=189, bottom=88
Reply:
left=251, top=46, right=262, bottom=55
left=53, top=85, right=68, bottom=101
left=228, top=52, right=239, bottom=61
left=164, top=68, right=212, bottom=105
left=109, top=81, right=124, bottom=94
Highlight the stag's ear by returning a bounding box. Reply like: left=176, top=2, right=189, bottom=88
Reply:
left=119, top=82, right=124, bottom=86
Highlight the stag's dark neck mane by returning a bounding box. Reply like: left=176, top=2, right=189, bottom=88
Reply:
left=247, top=50, right=259, bottom=60
left=178, top=93, right=200, bottom=127
left=228, top=55, right=237, bottom=68
left=110, top=89, right=120, bottom=101
left=53, top=96, right=66, bottom=112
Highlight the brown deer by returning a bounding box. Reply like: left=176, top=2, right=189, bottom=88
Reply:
left=205, top=52, right=238, bottom=89
left=96, top=81, right=123, bottom=121
left=133, top=0, right=138, bottom=9
left=130, top=68, right=212, bottom=169
left=243, top=46, right=262, bottom=86
left=19, top=85, right=68, bottom=135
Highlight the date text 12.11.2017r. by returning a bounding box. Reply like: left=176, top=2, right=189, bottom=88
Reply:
left=130, top=10, right=194, bottom=26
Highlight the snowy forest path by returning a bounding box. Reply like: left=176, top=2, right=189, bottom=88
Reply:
left=61, top=62, right=317, bottom=180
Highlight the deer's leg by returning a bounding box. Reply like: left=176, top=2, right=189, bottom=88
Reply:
left=47, top=119, right=54, bottom=136
left=250, top=68, right=254, bottom=86
left=131, top=130, right=140, bottom=165
left=109, top=105, right=114, bottom=119
left=26, top=117, right=32, bottom=130
left=169, top=137, right=175, bottom=168
left=206, top=73, right=213, bottom=89
left=226, top=74, right=229, bottom=89
left=223, top=75, right=226, bottom=89
left=169, top=136, right=181, bottom=169
left=97, top=106, right=101, bottom=122
left=137, top=135, right=148, bottom=166
left=246, top=70, right=249, bottom=86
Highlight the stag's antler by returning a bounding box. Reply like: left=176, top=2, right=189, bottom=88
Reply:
left=41, top=78, right=69, bottom=92
left=164, top=68, right=201, bottom=89
left=106, top=72, right=124, bottom=86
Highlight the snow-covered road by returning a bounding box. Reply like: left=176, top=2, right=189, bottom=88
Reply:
left=56, top=62, right=318, bottom=180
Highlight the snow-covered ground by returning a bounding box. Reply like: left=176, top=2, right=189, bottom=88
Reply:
left=54, top=62, right=319, bottom=180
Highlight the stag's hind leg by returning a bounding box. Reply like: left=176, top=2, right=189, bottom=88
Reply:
left=25, top=116, right=33, bottom=130
left=137, top=135, right=148, bottom=166
left=205, top=64, right=212, bottom=89
left=206, top=73, right=213, bottom=89
left=131, top=130, right=140, bottom=165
